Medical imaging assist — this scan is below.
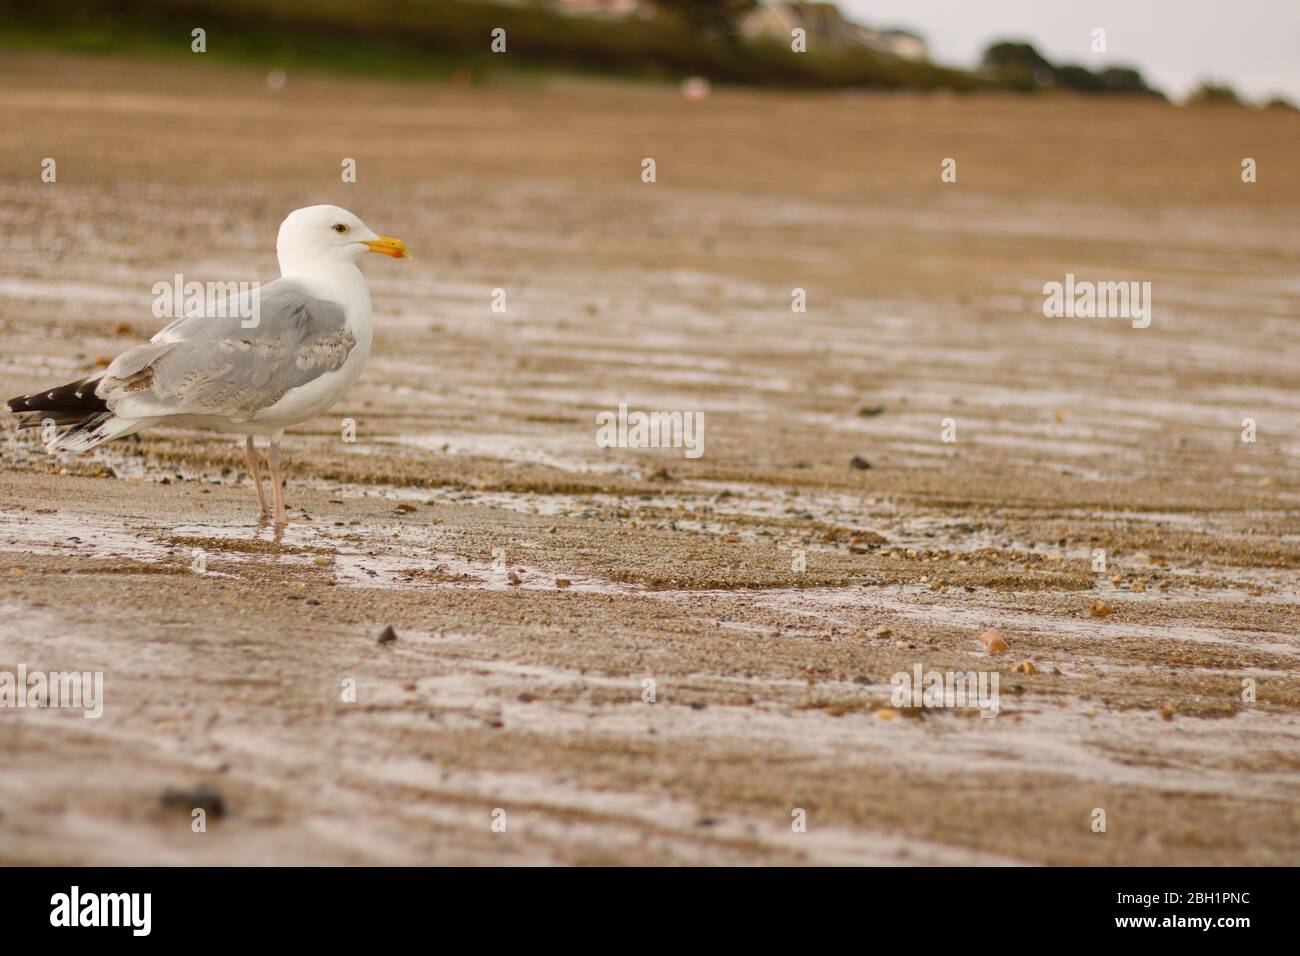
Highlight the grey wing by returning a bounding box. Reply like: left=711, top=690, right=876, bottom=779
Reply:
left=99, top=278, right=355, bottom=421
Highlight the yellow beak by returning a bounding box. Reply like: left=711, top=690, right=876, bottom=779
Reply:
left=364, top=235, right=410, bottom=259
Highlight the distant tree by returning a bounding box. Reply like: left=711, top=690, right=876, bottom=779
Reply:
left=1055, top=64, right=1161, bottom=97
left=980, top=41, right=1054, bottom=90
left=1053, top=65, right=1105, bottom=92
left=1098, top=66, right=1159, bottom=96
left=649, top=0, right=757, bottom=37
left=983, top=40, right=1162, bottom=98
left=1187, top=80, right=1242, bottom=106
left=1263, top=95, right=1297, bottom=111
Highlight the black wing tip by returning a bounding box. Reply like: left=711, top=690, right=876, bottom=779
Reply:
left=5, top=377, right=107, bottom=416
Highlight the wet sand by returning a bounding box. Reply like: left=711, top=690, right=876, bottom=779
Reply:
left=1, top=52, right=1299, bottom=865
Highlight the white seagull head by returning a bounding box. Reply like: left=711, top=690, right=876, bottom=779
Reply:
left=276, top=204, right=409, bottom=275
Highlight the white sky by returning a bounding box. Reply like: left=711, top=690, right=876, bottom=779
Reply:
left=839, top=0, right=1300, bottom=101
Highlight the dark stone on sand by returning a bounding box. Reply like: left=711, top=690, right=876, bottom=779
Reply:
left=377, top=624, right=398, bottom=644
left=160, top=784, right=225, bottom=818
left=850, top=455, right=872, bottom=470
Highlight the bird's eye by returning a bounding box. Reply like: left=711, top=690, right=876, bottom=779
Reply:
left=332, top=223, right=348, bottom=233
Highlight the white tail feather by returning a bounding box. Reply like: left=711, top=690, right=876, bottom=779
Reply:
left=48, top=415, right=146, bottom=453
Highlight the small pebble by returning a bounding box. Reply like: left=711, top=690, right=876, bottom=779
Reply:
left=376, top=624, right=398, bottom=645
left=978, top=629, right=1008, bottom=654
left=160, top=784, right=225, bottom=818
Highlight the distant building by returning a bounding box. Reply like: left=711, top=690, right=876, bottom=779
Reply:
left=740, top=2, right=929, bottom=61
left=869, top=28, right=927, bottom=62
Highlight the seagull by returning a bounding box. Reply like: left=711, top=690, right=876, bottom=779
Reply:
left=6, top=205, right=409, bottom=525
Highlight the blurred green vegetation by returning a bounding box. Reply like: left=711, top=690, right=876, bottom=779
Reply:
left=2, top=0, right=1194, bottom=101
left=981, top=41, right=1163, bottom=98
left=0, top=0, right=986, bottom=90
left=1186, top=80, right=1243, bottom=106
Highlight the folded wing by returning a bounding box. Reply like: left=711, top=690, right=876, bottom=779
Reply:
left=102, top=278, right=355, bottom=422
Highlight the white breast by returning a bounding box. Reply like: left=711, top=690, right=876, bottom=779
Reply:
left=250, top=265, right=375, bottom=431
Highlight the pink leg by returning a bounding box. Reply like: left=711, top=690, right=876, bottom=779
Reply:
left=243, top=436, right=270, bottom=519
left=266, top=439, right=288, bottom=526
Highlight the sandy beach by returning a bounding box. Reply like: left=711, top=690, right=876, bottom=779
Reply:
left=1, top=51, right=1299, bottom=865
